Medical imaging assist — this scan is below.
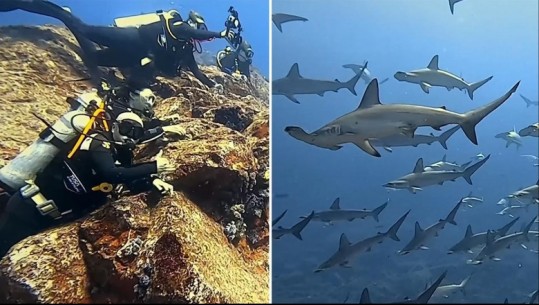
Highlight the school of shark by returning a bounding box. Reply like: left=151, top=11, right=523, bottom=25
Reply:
left=272, top=0, right=538, bottom=304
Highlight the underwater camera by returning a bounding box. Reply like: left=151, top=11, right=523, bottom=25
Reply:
left=225, top=6, right=243, bottom=49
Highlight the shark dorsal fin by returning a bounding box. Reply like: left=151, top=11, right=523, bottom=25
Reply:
left=442, top=154, right=447, bottom=162
left=414, top=221, right=423, bottom=235
left=339, top=233, right=351, bottom=250
left=360, top=288, right=371, bottom=304
left=286, top=63, right=302, bottom=79
left=413, top=158, right=424, bottom=173
left=356, top=79, right=381, bottom=110
left=465, top=225, right=473, bottom=237
left=330, top=197, right=341, bottom=210
left=427, top=55, right=439, bottom=70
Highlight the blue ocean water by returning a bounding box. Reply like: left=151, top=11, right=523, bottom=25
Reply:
left=272, top=0, right=538, bottom=303
left=0, top=0, right=269, bottom=77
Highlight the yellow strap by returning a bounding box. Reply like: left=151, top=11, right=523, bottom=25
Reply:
left=164, top=14, right=178, bottom=40
left=67, top=103, right=107, bottom=159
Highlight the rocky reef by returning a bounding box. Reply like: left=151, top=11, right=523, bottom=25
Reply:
left=0, top=25, right=268, bottom=303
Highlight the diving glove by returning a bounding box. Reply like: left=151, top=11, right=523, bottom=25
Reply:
left=162, top=125, right=186, bottom=137
left=155, top=150, right=176, bottom=173
left=213, top=83, right=224, bottom=94
left=152, top=178, right=174, bottom=195
left=220, top=29, right=235, bottom=40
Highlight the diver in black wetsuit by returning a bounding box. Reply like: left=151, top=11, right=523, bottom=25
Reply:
left=0, top=112, right=175, bottom=257
left=0, top=0, right=235, bottom=89
left=217, top=39, right=254, bottom=79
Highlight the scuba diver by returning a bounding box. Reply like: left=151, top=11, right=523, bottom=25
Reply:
left=0, top=0, right=236, bottom=90
left=0, top=111, right=176, bottom=257
left=217, top=37, right=254, bottom=79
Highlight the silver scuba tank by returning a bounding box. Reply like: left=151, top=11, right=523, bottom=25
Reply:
left=0, top=90, right=103, bottom=191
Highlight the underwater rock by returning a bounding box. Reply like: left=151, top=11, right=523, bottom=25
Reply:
left=0, top=224, right=91, bottom=304
left=0, top=25, right=268, bottom=303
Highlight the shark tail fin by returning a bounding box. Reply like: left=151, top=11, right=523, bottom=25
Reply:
left=448, top=0, right=459, bottom=14
left=459, top=274, right=471, bottom=296
left=522, top=216, right=538, bottom=242
left=385, top=209, right=411, bottom=241
left=290, top=211, right=314, bottom=240
left=462, top=155, right=490, bottom=185
left=372, top=199, right=389, bottom=222
left=460, top=161, right=472, bottom=170
left=460, top=81, right=519, bottom=144
left=466, top=76, right=493, bottom=100
left=520, top=94, right=532, bottom=107
left=437, top=125, right=460, bottom=149
left=345, top=61, right=368, bottom=95
left=444, top=199, right=462, bottom=225
left=462, top=154, right=490, bottom=184
left=359, top=288, right=372, bottom=304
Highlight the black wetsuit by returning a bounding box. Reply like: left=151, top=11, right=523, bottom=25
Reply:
left=0, top=132, right=158, bottom=257
left=218, top=40, right=253, bottom=79
left=0, top=0, right=223, bottom=89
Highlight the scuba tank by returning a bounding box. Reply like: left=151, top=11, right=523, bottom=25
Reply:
left=0, top=90, right=105, bottom=193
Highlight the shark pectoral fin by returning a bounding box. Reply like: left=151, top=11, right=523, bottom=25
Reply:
left=520, top=244, right=528, bottom=249
left=420, top=246, right=430, bottom=250
left=329, top=145, right=343, bottom=151
left=410, top=187, right=423, bottom=194
left=352, top=139, right=381, bottom=157
left=420, top=82, right=431, bottom=93
left=383, top=146, right=393, bottom=153
left=400, top=126, right=417, bottom=138
left=285, top=95, right=300, bottom=104
left=340, top=261, right=352, bottom=268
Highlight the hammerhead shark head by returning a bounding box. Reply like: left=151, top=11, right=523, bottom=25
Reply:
left=272, top=13, right=308, bottom=33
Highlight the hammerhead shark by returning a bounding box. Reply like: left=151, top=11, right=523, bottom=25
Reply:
left=398, top=199, right=462, bottom=255
left=300, top=197, right=389, bottom=224
left=342, top=62, right=390, bottom=86
left=314, top=210, right=410, bottom=272
left=447, top=217, right=520, bottom=254
left=520, top=94, right=539, bottom=107
left=272, top=13, right=308, bottom=33
left=273, top=211, right=314, bottom=240
left=284, top=78, right=519, bottom=157
left=519, top=123, right=539, bottom=137
left=383, top=156, right=490, bottom=194
left=272, top=62, right=367, bottom=104
left=394, top=55, right=493, bottom=100
left=360, top=270, right=448, bottom=304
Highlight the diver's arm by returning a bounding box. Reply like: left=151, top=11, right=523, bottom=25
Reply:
left=90, top=150, right=158, bottom=184
left=185, top=53, right=215, bottom=87
left=174, top=23, right=222, bottom=41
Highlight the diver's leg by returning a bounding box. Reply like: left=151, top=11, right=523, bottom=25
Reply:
left=0, top=193, right=49, bottom=257
left=1, top=0, right=142, bottom=49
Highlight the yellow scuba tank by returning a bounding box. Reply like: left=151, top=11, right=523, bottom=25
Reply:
left=0, top=90, right=106, bottom=192
left=113, top=10, right=180, bottom=28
